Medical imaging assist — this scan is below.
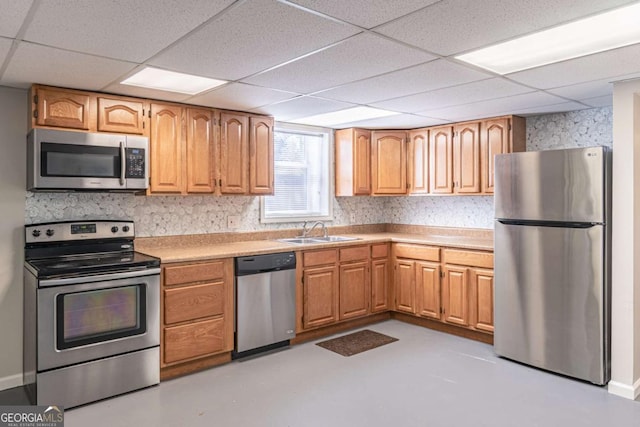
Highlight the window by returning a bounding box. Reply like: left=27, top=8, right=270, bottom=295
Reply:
left=261, top=123, right=332, bottom=223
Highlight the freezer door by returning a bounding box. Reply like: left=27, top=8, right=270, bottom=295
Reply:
left=494, top=147, right=607, bottom=223
left=494, top=221, right=608, bottom=384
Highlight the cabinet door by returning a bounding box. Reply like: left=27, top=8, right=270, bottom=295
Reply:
left=97, top=96, right=145, bottom=134
left=34, top=87, right=91, bottom=130
left=408, top=129, right=429, bottom=194
left=186, top=108, right=215, bottom=193
left=470, top=268, right=494, bottom=333
left=150, top=103, right=184, bottom=193
left=353, top=129, right=371, bottom=195
left=371, top=131, right=407, bottom=195
left=416, top=261, right=441, bottom=320
left=442, top=265, right=469, bottom=326
left=302, top=265, right=339, bottom=329
left=371, top=258, right=390, bottom=313
left=453, top=122, right=481, bottom=193
left=249, top=116, right=274, bottom=194
left=394, top=259, right=415, bottom=314
left=164, top=281, right=224, bottom=325
left=339, top=261, right=370, bottom=320
left=163, top=317, right=227, bottom=365
left=481, top=117, right=510, bottom=194
left=429, top=126, right=453, bottom=194
left=335, top=128, right=371, bottom=196
left=220, top=112, right=248, bottom=194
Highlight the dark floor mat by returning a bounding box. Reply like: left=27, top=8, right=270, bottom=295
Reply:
left=316, top=329, right=398, bottom=357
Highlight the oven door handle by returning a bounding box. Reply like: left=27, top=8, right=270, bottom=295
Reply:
left=38, top=267, right=161, bottom=287
left=120, top=140, right=126, bottom=186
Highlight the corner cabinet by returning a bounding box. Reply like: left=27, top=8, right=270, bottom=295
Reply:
left=335, top=128, right=371, bottom=196
left=161, top=259, right=234, bottom=377
left=371, top=131, right=407, bottom=195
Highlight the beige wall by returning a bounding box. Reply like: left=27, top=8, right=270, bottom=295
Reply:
left=0, top=87, right=27, bottom=389
left=609, top=79, right=640, bottom=399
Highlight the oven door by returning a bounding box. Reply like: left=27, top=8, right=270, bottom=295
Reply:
left=37, top=269, right=160, bottom=371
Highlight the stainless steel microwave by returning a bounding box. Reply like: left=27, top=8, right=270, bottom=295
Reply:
left=27, top=129, right=149, bottom=191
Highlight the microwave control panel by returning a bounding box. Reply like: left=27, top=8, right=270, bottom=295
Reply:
left=125, top=148, right=146, bottom=178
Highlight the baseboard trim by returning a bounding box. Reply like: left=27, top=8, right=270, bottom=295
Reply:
left=0, top=374, right=23, bottom=391
left=608, top=378, right=640, bottom=400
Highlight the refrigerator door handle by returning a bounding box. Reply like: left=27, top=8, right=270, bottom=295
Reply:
left=496, top=219, right=600, bottom=228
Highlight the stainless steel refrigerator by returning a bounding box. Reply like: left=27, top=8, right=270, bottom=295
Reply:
left=494, top=146, right=611, bottom=385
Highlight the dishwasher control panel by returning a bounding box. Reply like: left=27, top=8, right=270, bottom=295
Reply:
left=235, top=252, right=296, bottom=276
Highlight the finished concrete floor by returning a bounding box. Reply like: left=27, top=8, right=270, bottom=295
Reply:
left=58, top=320, right=640, bottom=426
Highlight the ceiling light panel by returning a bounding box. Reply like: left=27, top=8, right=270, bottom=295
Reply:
left=121, top=67, right=227, bottom=95
left=456, top=2, right=640, bottom=74
left=291, top=106, right=399, bottom=127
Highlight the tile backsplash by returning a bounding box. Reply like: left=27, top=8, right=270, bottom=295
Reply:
left=25, top=107, right=613, bottom=236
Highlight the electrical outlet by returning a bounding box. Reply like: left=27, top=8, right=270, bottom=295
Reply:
left=227, top=215, right=241, bottom=229
left=350, top=213, right=356, bottom=223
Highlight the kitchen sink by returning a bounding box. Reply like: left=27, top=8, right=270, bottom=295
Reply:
left=276, top=236, right=361, bottom=245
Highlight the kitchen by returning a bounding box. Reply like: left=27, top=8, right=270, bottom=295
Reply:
left=1, top=0, right=640, bottom=425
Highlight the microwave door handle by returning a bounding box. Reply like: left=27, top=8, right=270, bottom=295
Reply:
left=120, top=141, right=126, bottom=186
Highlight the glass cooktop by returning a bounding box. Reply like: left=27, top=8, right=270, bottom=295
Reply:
left=26, top=251, right=160, bottom=279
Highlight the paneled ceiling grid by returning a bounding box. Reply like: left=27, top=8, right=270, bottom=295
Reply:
left=0, top=0, right=638, bottom=128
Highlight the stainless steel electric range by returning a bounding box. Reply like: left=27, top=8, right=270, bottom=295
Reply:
left=23, top=220, right=160, bottom=409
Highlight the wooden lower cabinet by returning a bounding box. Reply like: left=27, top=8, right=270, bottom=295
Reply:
left=161, top=259, right=233, bottom=371
left=442, top=265, right=469, bottom=326
left=370, top=243, right=390, bottom=313
left=339, top=260, right=369, bottom=320
left=302, top=264, right=339, bottom=329
left=469, top=268, right=494, bottom=332
left=416, top=261, right=441, bottom=320
left=394, top=259, right=416, bottom=314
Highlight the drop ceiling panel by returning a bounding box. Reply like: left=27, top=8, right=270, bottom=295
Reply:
left=0, top=1, right=32, bottom=37
left=373, top=78, right=534, bottom=113
left=23, top=0, right=235, bottom=63
left=287, top=0, right=439, bottom=29
left=337, top=113, right=445, bottom=130
left=252, top=96, right=355, bottom=121
left=187, top=83, right=299, bottom=110
left=244, top=33, right=435, bottom=93
left=150, top=0, right=359, bottom=81
left=508, top=101, right=589, bottom=116
left=2, top=43, right=136, bottom=90
left=0, top=38, right=12, bottom=65
left=316, top=59, right=491, bottom=104
left=419, top=91, right=569, bottom=122
left=507, top=43, right=640, bottom=89
left=547, top=80, right=614, bottom=100
left=582, top=95, right=613, bottom=108
left=374, top=0, right=636, bottom=56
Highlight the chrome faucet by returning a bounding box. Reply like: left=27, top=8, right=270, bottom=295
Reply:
left=301, top=221, right=328, bottom=238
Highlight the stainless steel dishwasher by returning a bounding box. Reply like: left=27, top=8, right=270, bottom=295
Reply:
left=234, top=252, right=296, bottom=358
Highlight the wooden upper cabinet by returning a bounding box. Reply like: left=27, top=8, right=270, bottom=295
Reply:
left=186, top=108, right=215, bottom=193
left=249, top=116, right=274, bottom=195
left=150, top=102, right=184, bottom=193
left=33, top=86, right=91, bottom=130
left=429, top=126, right=453, bottom=194
left=97, top=96, right=145, bottom=134
left=371, top=131, right=407, bottom=195
left=220, top=112, right=248, bottom=194
left=408, top=129, right=429, bottom=194
left=481, top=116, right=525, bottom=194
left=453, top=121, right=481, bottom=194
left=335, top=128, right=371, bottom=196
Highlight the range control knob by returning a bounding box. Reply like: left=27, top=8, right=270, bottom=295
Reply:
left=32, top=229, right=41, bottom=237
left=111, top=226, right=119, bottom=233
left=45, top=229, right=55, bottom=237
left=122, top=225, right=130, bottom=233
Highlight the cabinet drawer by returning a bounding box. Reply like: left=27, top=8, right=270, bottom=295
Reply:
left=164, top=260, right=226, bottom=286
left=394, top=243, right=440, bottom=262
left=443, top=249, right=493, bottom=268
left=163, top=318, right=226, bottom=364
left=339, top=245, right=369, bottom=263
left=371, top=243, right=389, bottom=259
left=303, top=249, right=338, bottom=267
left=164, top=282, right=224, bottom=325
